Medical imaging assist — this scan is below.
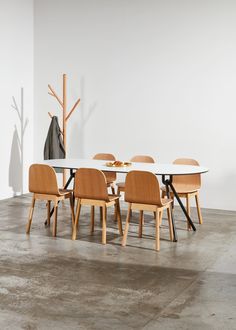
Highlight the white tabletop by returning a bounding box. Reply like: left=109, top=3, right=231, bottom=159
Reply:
left=42, top=158, right=209, bottom=176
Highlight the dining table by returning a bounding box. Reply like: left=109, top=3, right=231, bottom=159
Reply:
left=42, top=158, right=209, bottom=242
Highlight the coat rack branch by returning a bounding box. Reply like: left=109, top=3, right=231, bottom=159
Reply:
left=48, top=84, right=63, bottom=107
left=66, top=98, right=80, bottom=121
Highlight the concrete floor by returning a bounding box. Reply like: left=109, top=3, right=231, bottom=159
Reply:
left=0, top=195, right=236, bottom=330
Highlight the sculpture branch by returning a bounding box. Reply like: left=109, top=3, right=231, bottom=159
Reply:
left=11, top=97, right=21, bottom=120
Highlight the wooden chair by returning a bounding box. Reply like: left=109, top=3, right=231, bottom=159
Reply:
left=26, top=164, right=75, bottom=237
left=161, top=158, right=203, bottom=229
left=72, top=168, right=123, bottom=244
left=93, top=153, right=116, bottom=194
left=122, top=170, right=173, bottom=251
left=116, top=155, right=155, bottom=195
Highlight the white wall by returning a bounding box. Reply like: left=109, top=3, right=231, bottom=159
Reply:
left=0, top=0, right=34, bottom=199
left=34, top=0, right=236, bottom=210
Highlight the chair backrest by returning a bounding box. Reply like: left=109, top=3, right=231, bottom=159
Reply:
left=93, top=153, right=116, bottom=182
left=130, top=155, right=155, bottom=163
left=93, top=153, right=116, bottom=161
left=173, top=158, right=201, bottom=189
left=29, top=164, right=60, bottom=195
left=74, top=168, right=110, bottom=201
left=125, top=170, right=163, bottom=206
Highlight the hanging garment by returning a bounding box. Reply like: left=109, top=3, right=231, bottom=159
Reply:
left=44, top=116, right=65, bottom=163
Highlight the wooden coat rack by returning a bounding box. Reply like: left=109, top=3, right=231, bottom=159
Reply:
left=48, top=73, right=80, bottom=185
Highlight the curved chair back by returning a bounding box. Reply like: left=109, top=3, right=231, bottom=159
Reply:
left=93, top=153, right=116, bottom=182
left=173, top=158, right=201, bottom=189
left=93, top=153, right=115, bottom=161
left=125, top=170, right=162, bottom=206
left=29, top=164, right=60, bottom=195
left=130, top=155, right=155, bottom=163
left=74, top=168, right=110, bottom=201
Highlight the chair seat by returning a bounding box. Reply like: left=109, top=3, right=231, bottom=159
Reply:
left=161, top=198, right=172, bottom=206
left=80, top=194, right=120, bottom=204
left=161, top=185, right=199, bottom=194
left=58, top=189, right=73, bottom=197
left=130, top=199, right=173, bottom=211
left=116, top=182, right=125, bottom=188
left=107, top=180, right=115, bottom=185
left=108, top=194, right=120, bottom=202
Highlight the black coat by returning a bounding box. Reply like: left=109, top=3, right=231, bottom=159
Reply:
left=44, top=116, right=65, bottom=163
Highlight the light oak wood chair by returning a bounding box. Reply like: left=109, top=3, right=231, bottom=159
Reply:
left=26, top=164, right=75, bottom=237
left=161, top=158, right=203, bottom=229
left=116, top=155, right=155, bottom=195
left=122, top=170, right=173, bottom=251
left=93, top=153, right=116, bottom=194
left=72, top=168, right=123, bottom=244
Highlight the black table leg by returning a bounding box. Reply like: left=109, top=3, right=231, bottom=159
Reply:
left=44, top=169, right=75, bottom=226
left=168, top=179, right=196, bottom=231
left=162, top=175, right=178, bottom=242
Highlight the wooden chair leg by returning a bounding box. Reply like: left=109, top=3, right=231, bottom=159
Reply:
left=113, top=185, right=118, bottom=222
left=153, top=211, right=157, bottom=221
left=115, top=200, right=123, bottom=236
left=195, top=193, right=203, bottom=224
left=171, top=195, right=175, bottom=209
left=102, top=205, right=107, bottom=244
left=99, top=206, right=103, bottom=226
left=159, top=208, right=163, bottom=227
left=72, top=199, right=81, bottom=240
left=167, top=206, right=174, bottom=241
left=91, top=205, right=95, bottom=234
left=122, top=204, right=132, bottom=247
left=161, top=190, right=165, bottom=199
left=117, top=187, right=121, bottom=196
left=69, top=194, right=75, bottom=226
left=111, top=184, right=115, bottom=195
left=155, top=209, right=160, bottom=251
left=186, top=195, right=191, bottom=230
left=138, top=210, right=144, bottom=238
left=114, top=207, right=117, bottom=222
left=26, top=197, right=35, bottom=234
left=47, top=200, right=51, bottom=226
left=52, top=200, right=58, bottom=237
